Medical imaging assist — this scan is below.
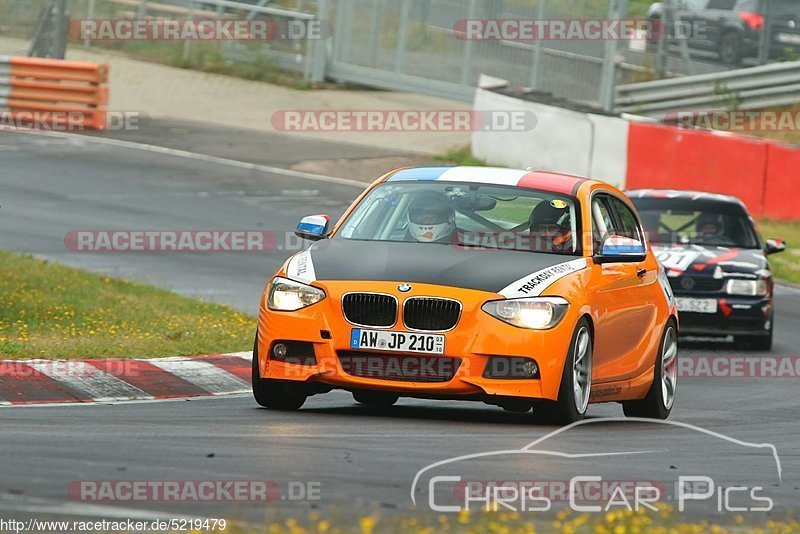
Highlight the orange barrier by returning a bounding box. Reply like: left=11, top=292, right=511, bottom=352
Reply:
left=0, top=56, right=109, bottom=130
left=626, top=122, right=770, bottom=217
left=762, top=142, right=800, bottom=221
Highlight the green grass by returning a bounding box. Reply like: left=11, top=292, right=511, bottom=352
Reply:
left=758, top=219, right=800, bottom=285
left=0, top=250, right=254, bottom=360
left=739, top=104, right=800, bottom=146
left=435, top=146, right=488, bottom=167
left=219, top=506, right=797, bottom=534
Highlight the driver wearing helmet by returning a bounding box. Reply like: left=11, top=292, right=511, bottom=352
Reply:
left=529, top=201, right=572, bottom=252
left=407, top=191, right=456, bottom=243
left=696, top=213, right=725, bottom=241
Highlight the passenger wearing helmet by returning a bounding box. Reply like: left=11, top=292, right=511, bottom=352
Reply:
left=529, top=201, right=571, bottom=252
left=407, top=191, right=456, bottom=243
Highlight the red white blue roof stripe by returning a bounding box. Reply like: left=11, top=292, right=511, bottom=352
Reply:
left=386, top=166, right=587, bottom=196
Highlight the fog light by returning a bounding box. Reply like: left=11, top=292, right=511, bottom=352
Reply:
left=269, top=340, right=317, bottom=366
left=522, top=360, right=539, bottom=378
left=273, top=343, right=288, bottom=359
left=483, top=356, right=540, bottom=379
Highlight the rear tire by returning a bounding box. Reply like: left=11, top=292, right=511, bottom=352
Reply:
left=252, top=331, right=307, bottom=411
left=534, top=318, right=592, bottom=425
left=623, top=320, right=677, bottom=420
left=353, top=390, right=398, bottom=407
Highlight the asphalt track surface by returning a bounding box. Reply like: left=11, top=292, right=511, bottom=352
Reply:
left=1, top=130, right=799, bottom=525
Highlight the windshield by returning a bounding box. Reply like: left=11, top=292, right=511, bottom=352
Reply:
left=631, top=198, right=760, bottom=248
left=337, top=182, right=581, bottom=255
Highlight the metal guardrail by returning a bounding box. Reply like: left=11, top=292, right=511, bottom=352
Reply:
left=615, top=61, right=800, bottom=118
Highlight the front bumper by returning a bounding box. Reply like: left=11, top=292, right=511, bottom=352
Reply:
left=676, top=294, right=772, bottom=337
left=257, top=280, right=578, bottom=402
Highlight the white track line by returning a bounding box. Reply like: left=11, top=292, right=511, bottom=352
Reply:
left=0, top=392, right=250, bottom=409
left=224, top=351, right=253, bottom=360
left=0, top=127, right=366, bottom=188
left=147, top=359, right=249, bottom=394
left=27, top=361, right=154, bottom=402
left=0, top=494, right=198, bottom=522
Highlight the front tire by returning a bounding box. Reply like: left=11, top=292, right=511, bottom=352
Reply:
left=735, top=317, right=773, bottom=351
left=623, top=320, right=677, bottom=420
left=252, top=331, right=307, bottom=410
left=534, top=318, right=593, bottom=425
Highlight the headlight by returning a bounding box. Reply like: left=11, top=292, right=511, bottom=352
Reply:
left=267, top=276, right=326, bottom=311
left=726, top=278, right=768, bottom=297
left=482, top=297, right=569, bottom=330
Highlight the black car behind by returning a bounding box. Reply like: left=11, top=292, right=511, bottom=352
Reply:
left=629, top=189, right=786, bottom=350
left=647, top=0, right=800, bottom=65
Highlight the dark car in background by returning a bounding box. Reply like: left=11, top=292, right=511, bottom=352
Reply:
left=647, top=0, right=800, bottom=65
left=628, top=189, right=786, bottom=350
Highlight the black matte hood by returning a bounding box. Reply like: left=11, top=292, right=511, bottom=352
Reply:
left=306, top=239, right=580, bottom=294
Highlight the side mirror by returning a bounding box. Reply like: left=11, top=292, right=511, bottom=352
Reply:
left=295, top=214, right=330, bottom=241
left=594, top=235, right=647, bottom=264
left=765, top=238, right=786, bottom=255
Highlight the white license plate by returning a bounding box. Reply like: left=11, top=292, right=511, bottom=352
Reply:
left=776, top=32, right=800, bottom=44
left=350, top=328, right=445, bottom=354
left=676, top=298, right=718, bottom=314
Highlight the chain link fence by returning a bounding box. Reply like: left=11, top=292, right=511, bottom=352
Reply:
left=327, top=0, right=625, bottom=107
left=1, top=0, right=798, bottom=110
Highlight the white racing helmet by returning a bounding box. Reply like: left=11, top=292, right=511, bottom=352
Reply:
left=407, top=192, right=456, bottom=243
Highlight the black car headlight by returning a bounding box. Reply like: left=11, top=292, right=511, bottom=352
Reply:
left=482, top=297, right=569, bottom=330
left=726, top=279, right=768, bottom=297
left=267, top=276, right=326, bottom=311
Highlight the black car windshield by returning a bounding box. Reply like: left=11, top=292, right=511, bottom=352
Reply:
left=631, top=197, right=760, bottom=249
left=336, top=182, right=581, bottom=255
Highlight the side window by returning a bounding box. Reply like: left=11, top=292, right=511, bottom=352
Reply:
left=591, top=195, right=616, bottom=254
left=608, top=196, right=645, bottom=244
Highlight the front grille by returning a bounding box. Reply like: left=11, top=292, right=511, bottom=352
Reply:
left=338, top=351, right=461, bottom=382
left=672, top=276, right=725, bottom=293
left=403, top=297, right=461, bottom=331
left=342, top=293, right=397, bottom=327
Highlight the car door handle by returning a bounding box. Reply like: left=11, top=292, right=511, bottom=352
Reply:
left=637, top=268, right=648, bottom=278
